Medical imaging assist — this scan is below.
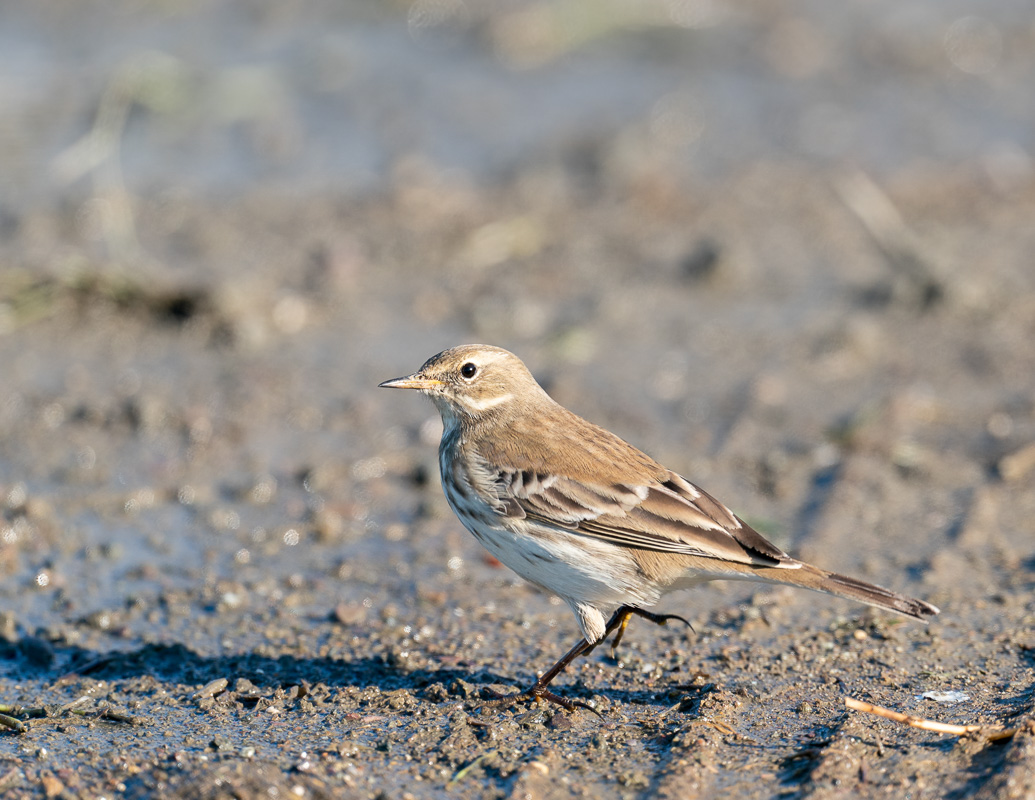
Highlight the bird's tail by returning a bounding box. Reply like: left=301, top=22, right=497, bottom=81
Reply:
left=753, top=562, right=939, bottom=621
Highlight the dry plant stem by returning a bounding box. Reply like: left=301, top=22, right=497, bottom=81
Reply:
left=834, top=170, right=941, bottom=295
left=0, top=713, right=25, bottom=733
left=447, top=750, right=499, bottom=788
left=845, top=697, right=1017, bottom=741
left=0, top=702, right=142, bottom=733
left=0, top=705, right=46, bottom=718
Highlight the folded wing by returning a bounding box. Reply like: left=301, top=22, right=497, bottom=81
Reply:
left=496, top=467, right=797, bottom=569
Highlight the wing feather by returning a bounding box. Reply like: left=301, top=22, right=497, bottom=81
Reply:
left=497, top=468, right=792, bottom=567
left=473, top=406, right=796, bottom=569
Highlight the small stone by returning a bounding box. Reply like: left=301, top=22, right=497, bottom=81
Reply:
left=332, top=603, right=366, bottom=626
left=233, top=678, right=263, bottom=701
left=312, top=508, right=345, bottom=541
left=449, top=679, right=476, bottom=699
left=999, top=442, right=1035, bottom=482
left=41, top=775, right=63, bottom=798
left=210, top=735, right=234, bottom=752
left=422, top=683, right=449, bottom=703
left=195, top=678, right=229, bottom=699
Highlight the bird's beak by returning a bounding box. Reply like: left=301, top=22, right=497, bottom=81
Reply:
left=378, top=373, right=444, bottom=391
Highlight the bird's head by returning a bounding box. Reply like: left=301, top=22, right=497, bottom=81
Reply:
left=379, top=344, right=548, bottom=424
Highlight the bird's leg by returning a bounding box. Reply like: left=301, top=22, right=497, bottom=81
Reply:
left=482, top=608, right=638, bottom=713
left=480, top=607, right=693, bottom=714
left=482, top=635, right=601, bottom=714
left=606, top=609, right=634, bottom=660
left=605, top=606, right=695, bottom=661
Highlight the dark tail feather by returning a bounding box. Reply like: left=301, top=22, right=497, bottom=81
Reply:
left=755, top=563, right=939, bottom=621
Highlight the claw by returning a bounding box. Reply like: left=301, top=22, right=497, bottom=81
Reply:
left=644, top=611, right=694, bottom=632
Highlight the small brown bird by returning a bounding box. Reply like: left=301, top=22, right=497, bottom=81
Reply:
left=380, top=345, right=938, bottom=710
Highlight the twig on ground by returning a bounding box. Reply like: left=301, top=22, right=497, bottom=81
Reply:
left=834, top=170, right=944, bottom=307
left=0, top=700, right=147, bottom=733
left=0, top=713, right=26, bottom=733
left=845, top=697, right=1017, bottom=742
left=447, top=750, right=498, bottom=788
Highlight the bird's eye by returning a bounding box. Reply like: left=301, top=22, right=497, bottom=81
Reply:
left=460, top=362, right=477, bottom=379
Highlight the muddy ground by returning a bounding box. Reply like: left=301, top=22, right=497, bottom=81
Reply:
left=2, top=2, right=1035, bottom=799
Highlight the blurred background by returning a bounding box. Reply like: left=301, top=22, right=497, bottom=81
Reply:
left=4, top=1, right=1032, bottom=218
left=1, top=1, right=1034, bottom=796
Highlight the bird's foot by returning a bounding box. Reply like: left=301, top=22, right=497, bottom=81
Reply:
left=480, top=684, right=601, bottom=717
left=609, top=607, right=694, bottom=660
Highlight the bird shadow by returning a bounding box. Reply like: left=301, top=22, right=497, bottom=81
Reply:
left=3, top=637, right=504, bottom=695
left=1, top=635, right=680, bottom=710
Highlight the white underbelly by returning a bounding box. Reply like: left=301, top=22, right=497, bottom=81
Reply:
left=465, top=519, right=659, bottom=610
